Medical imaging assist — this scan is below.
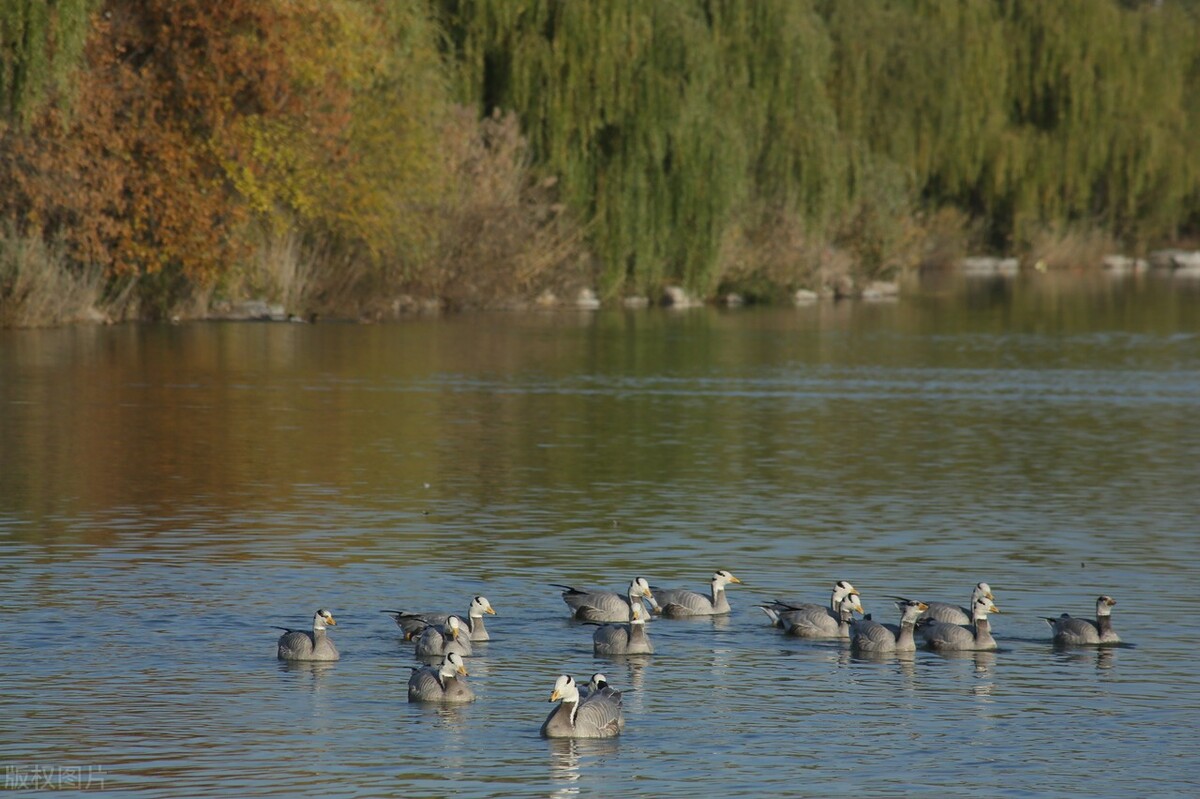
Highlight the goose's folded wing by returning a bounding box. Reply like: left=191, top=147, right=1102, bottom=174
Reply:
left=407, top=668, right=443, bottom=697
left=851, top=619, right=895, bottom=646
left=923, top=602, right=970, bottom=624
left=575, top=694, right=623, bottom=736
left=652, top=588, right=712, bottom=615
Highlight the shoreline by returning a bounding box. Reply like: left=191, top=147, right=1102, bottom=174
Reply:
left=3, top=251, right=1199, bottom=330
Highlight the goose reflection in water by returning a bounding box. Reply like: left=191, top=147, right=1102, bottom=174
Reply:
left=970, top=652, right=998, bottom=697
left=847, top=647, right=919, bottom=688
left=612, top=657, right=648, bottom=694
left=929, top=647, right=998, bottom=673
left=548, top=738, right=621, bottom=799
left=277, top=659, right=337, bottom=687
left=409, top=700, right=472, bottom=729
left=1056, top=644, right=1117, bottom=671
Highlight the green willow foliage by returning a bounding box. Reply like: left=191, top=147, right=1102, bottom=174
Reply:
left=438, top=0, right=843, bottom=296
left=0, top=0, right=92, bottom=124
left=999, top=0, right=1199, bottom=243
left=439, top=0, right=1200, bottom=295
left=4, top=0, right=1199, bottom=315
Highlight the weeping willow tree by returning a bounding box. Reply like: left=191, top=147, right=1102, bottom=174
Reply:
left=823, top=1, right=1009, bottom=211
left=437, top=0, right=841, bottom=297
left=997, top=0, right=1200, bottom=246
left=0, top=0, right=92, bottom=124
left=439, top=0, right=1200, bottom=296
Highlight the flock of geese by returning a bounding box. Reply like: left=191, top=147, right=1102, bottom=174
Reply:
left=273, top=571, right=1121, bottom=739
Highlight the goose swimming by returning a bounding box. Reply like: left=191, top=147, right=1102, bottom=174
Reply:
left=850, top=599, right=928, bottom=653
left=650, top=570, right=743, bottom=617
left=383, top=595, right=497, bottom=642
left=924, top=583, right=995, bottom=625
left=275, top=608, right=340, bottom=661
left=919, top=596, right=1001, bottom=651
left=760, top=580, right=858, bottom=625
left=1046, top=595, right=1120, bottom=645
left=413, top=615, right=473, bottom=659
left=408, top=652, right=475, bottom=703
left=554, top=577, right=660, bottom=622
left=761, top=591, right=864, bottom=639
left=540, top=675, right=624, bottom=738
left=581, top=673, right=620, bottom=700
left=593, top=600, right=653, bottom=655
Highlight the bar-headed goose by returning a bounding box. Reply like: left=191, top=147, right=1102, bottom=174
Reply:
left=850, top=599, right=928, bottom=653
left=275, top=608, right=340, bottom=661
left=593, top=600, right=654, bottom=655
left=919, top=596, right=1001, bottom=651
left=650, top=570, right=743, bottom=616
left=1046, top=595, right=1120, bottom=645
left=540, top=675, right=624, bottom=738
left=408, top=652, right=475, bottom=703
left=553, top=577, right=661, bottom=622
left=924, top=583, right=995, bottom=625
left=760, top=590, right=864, bottom=639
left=383, top=595, right=497, bottom=642
left=581, top=673, right=621, bottom=700
left=414, top=615, right=473, bottom=658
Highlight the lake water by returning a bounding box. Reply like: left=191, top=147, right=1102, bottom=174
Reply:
left=2, top=275, right=1199, bottom=797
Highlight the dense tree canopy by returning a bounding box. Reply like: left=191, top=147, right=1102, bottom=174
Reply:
left=1, top=0, right=1198, bottom=320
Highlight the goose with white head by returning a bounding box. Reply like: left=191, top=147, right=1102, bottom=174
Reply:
left=592, top=600, right=654, bottom=655
left=383, top=595, right=497, bottom=642
left=850, top=599, right=928, bottom=653
left=581, top=673, right=620, bottom=700
left=650, top=570, right=743, bottom=617
left=919, top=596, right=1002, bottom=651
left=759, top=580, right=859, bottom=636
left=924, top=582, right=995, bottom=625
left=1046, top=595, right=1120, bottom=645
left=761, top=591, right=864, bottom=639
left=758, top=578, right=854, bottom=623
left=553, top=577, right=661, bottom=622
left=414, top=615, right=473, bottom=659
left=275, top=608, right=340, bottom=661
left=540, top=675, right=624, bottom=738
left=407, top=652, right=474, bottom=703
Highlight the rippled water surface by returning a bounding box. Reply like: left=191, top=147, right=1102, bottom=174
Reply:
left=3, top=279, right=1199, bottom=797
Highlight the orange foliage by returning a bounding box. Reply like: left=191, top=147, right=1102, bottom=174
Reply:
left=0, top=0, right=354, bottom=282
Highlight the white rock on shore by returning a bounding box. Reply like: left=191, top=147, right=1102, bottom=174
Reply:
left=1148, top=249, right=1200, bottom=270
left=861, top=281, right=900, bottom=301
left=209, top=299, right=290, bottom=321
left=960, top=256, right=1019, bottom=276
left=662, top=286, right=702, bottom=308
left=1101, top=255, right=1148, bottom=274
left=576, top=288, right=601, bottom=309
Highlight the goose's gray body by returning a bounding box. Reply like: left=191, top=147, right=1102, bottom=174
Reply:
left=408, top=653, right=475, bottom=703
left=555, top=578, right=659, bottom=622
left=1047, top=596, right=1120, bottom=645
left=919, top=597, right=1000, bottom=651
left=762, top=589, right=863, bottom=639
left=592, top=602, right=653, bottom=655
left=924, top=583, right=994, bottom=625
left=276, top=609, right=340, bottom=662
left=540, top=675, right=624, bottom=738
left=650, top=570, right=741, bottom=617
left=384, top=596, right=496, bottom=642
left=850, top=600, right=927, bottom=653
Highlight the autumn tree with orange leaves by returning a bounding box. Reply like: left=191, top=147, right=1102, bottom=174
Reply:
left=3, top=1, right=350, bottom=286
